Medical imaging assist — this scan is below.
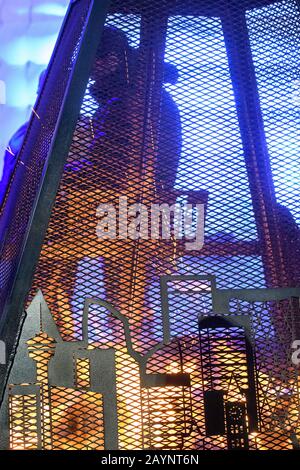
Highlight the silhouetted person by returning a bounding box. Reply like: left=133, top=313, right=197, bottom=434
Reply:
left=157, top=61, right=182, bottom=190
left=85, top=26, right=182, bottom=191
left=33, top=26, right=183, bottom=339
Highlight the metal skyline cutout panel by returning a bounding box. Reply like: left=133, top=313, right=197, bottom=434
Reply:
left=1, top=279, right=300, bottom=450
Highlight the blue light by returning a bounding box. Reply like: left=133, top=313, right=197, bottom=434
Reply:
left=16, top=1, right=68, bottom=17
left=1, top=34, right=59, bottom=66
left=164, top=16, right=258, bottom=240
left=33, top=2, right=69, bottom=17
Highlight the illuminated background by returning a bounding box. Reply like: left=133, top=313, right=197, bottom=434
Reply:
left=0, top=0, right=69, bottom=177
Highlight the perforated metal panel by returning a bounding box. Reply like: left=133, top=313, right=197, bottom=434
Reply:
left=247, top=0, right=300, bottom=286
left=1, top=0, right=300, bottom=452
left=0, top=0, right=110, bottom=398
left=0, top=0, right=95, bottom=320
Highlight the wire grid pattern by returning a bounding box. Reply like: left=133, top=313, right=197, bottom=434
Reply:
left=8, top=331, right=105, bottom=450
left=30, top=1, right=270, bottom=349
left=246, top=0, right=300, bottom=287
left=9, top=392, right=39, bottom=450
left=0, top=0, right=94, bottom=322
left=247, top=0, right=300, bottom=225
left=228, top=296, right=300, bottom=450
left=3, top=0, right=298, bottom=451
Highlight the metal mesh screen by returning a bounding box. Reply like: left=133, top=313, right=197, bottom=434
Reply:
left=0, top=0, right=94, bottom=322
left=246, top=0, right=300, bottom=286
left=50, top=388, right=104, bottom=450
left=164, top=13, right=263, bottom=290
left=2, top=0, right=300, bottom=452
left=229, top=296, right=300, bottom=450
left=9, top=390, right=40, bottom=450
left=30, top=0, right=273, bottom=344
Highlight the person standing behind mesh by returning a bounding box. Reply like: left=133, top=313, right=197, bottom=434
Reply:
left=33, top=26, right=183, bottom=338
left=86, top=26, right=182, bottom=191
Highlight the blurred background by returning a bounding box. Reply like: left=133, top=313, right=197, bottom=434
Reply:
left=0, top=0, right=69, bottom=177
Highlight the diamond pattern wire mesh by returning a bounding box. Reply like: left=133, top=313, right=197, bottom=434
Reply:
left=2, top=0, right=300, bottom=452
left=115, top=348, right=143, bottom=450
left=163, top=12, right=264, bottom=290
left=9, top=391, right=39, bottom=450
left=246, top=0, right=300, bottom=287
left=0, top=0, right=94, bottom=320
left=229, top=296, right=300, bottom=449
left=141, top=385, right=187, bottom=449
left=27, top=331, right=56, bottom=449
left=141, top=340, right=194, bottom=450
left=75, top=357, right=90, bottom=389
left=30, top=0, right=268, bottom=346
left=50, top=388, right=104, bottom=450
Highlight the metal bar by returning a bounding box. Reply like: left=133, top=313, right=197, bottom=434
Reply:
left=160, top=274, right=217, bottom=343
left=213, top=287, right=300, bottom=313
left=0, top=0, right=111, bottom=404
left=244, top=334, right=259, bottom=433
left=221, top=1, right=288, bottom=288
left=160, top=276, right=171, bottom=344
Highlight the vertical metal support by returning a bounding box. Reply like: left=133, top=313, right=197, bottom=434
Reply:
left=221, top=1, right=288, bottom=289
left=244, top=333, right=259, bottom=432
left=160, top=276, right=172, bottom=344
